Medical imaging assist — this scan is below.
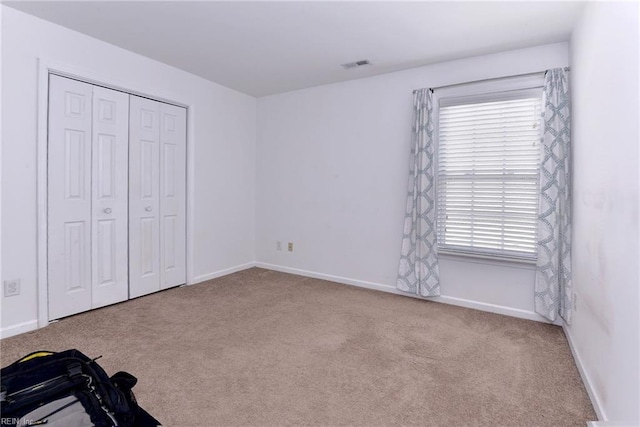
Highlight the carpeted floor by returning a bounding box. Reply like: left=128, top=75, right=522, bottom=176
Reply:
left=1, top=268, right=596, bottom=426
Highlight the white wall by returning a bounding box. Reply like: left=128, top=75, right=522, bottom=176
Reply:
left=0, top=5, right=4, bottom=338
left=0, top=6, right=256, bottom=337
left=568, top=2, right=639, bottom=423
left=256, top=43, right=569, bottom=321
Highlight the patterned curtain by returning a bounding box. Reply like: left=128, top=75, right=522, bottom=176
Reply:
left=535, top=68, right=573, bottom=323
left=397, top=89, right=440, bottom=297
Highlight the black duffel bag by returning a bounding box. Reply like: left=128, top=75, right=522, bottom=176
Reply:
left=0, top=349, right=160, bottom=426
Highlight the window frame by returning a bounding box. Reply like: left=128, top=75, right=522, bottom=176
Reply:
left=432, top=75, right=545, bottom=264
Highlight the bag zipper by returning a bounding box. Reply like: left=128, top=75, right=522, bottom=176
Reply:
left=6, top=375, right=68, bottom=401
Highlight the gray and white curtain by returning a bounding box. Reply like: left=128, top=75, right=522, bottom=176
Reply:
left=397, top=88, right=440, bottom=297
left=535, top=68, right=573, bottom=323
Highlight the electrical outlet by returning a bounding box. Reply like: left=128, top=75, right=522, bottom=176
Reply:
left=288, top=242, right=294, bottom=252
left=4, top=279, right=21, bottom=297
left=276, top=241, right=282, bottom=251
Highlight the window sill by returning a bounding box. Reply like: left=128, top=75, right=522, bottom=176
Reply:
left=438, top=249, right=537, bottom=270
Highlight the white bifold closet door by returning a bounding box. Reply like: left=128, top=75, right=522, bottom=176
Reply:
left=48, top=75, right=129, bottom=320
left=129, top=96, right=186, bottom=298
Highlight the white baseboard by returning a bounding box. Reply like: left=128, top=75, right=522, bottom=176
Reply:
left=0, top=319, right=38, bottom=339
left=434, top=295, right=553, bottom=323
left=255, top=262, right=551, bottom=323
left=587, top=423, right=633, bottom=427
left=564, top=324, right=606, bottom=422
left=191, top=261, right=257, bottom=285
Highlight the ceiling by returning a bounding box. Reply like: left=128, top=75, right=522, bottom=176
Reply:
left=4, top=1, right=585, bottom=97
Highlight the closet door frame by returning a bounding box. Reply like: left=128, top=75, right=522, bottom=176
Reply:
left=36, top=59, right=194, bottom=329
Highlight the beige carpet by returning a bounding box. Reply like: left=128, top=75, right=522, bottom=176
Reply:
left=1, top=268, right=595, bottom=426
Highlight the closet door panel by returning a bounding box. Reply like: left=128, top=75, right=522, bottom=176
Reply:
left=91, top=86, right=129, bottom=308
left=160, top=104, right=187, bottom=289
left=48, top=75, right=93, bottom=320
left=129, top=96, right=161, bottom=298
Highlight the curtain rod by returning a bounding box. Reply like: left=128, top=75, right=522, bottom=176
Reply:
left=413, top=67, right=570, bottom=94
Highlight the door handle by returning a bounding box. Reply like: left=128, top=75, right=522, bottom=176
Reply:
left=103, top=208, right=112, bottom=214
left=145, top=206, right=152, bottom=212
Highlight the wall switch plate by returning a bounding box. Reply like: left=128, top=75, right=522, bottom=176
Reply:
left=288, top=242, right=294, bottom=252
left=4, top=279, right=21, bottom=297
left=573, top=292, right=577, bottom=312
left=276, top=241, right=282, bottom=251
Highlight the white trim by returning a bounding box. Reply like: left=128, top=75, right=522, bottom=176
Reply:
left=438, top=86, right=543, bottom=108
left=564, top=324, right=606, bottom=422
left=36, top=57, right=196, bottom=329
left=439, top=251, right=536, bottom=269
left=0, top=4, right=3, bottom=343
left=47, top=69, right=188, bottom=109
left=37, top=59, right=50, bottom=328
left=255, top=262, right=553, bottom=324
left=586, top=423, right=624, bottom=427
left=191, top=262, right=257, bottom=285
left=434, top=73, right=545, bottom=100
left=0, top=320, right=39, bottom=339
left=185, top=104, right=196, bottom=285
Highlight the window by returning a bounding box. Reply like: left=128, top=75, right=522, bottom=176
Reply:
left=436, top=89, right=542, bottom=262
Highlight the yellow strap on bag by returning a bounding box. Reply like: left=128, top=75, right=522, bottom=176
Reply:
left=19, top=351, right=55, bottom=363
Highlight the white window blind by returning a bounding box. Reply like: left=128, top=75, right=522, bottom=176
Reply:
left=436, top=94, right=542, bottom=261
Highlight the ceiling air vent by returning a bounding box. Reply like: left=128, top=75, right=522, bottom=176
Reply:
left=341, top=59, right=371, bottom=70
